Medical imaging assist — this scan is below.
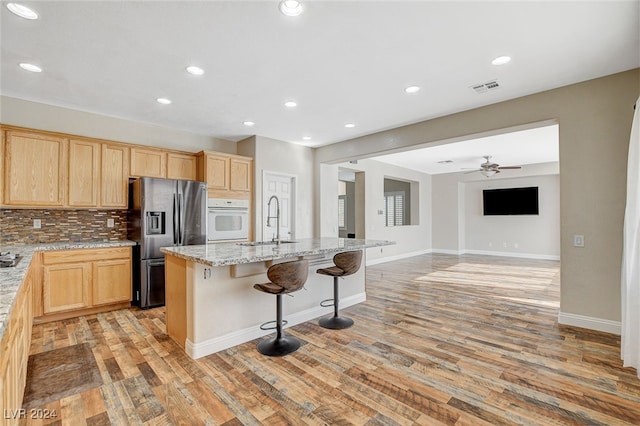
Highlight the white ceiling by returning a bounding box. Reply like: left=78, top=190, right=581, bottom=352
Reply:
left=1, top=1, right=638, bottom=149
left=371, top=124, right=559, bottom=175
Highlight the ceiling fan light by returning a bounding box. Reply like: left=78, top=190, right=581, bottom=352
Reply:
left=481, top=169, right=497, bottom=177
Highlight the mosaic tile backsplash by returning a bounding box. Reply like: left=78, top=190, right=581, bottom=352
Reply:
left=0, top=209, right=128, bottom=244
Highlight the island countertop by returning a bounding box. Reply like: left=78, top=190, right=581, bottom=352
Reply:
left=160, top=237, right=394, bottom=266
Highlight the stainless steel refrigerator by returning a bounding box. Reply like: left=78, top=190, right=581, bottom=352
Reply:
left=128, top=177, right=207, bottom=308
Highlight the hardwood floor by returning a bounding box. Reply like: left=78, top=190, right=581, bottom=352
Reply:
left=20, top=254, right=640, bottom=425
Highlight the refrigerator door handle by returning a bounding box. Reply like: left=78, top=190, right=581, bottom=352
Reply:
left=172, top=194, right=178, bottom=245
left=178, top=193, right=183, bottom=245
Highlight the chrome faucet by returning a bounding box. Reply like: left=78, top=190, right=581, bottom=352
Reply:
left=266, top=195, right=281, bottom=244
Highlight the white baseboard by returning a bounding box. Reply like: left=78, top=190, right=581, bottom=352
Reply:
left=558, top=311, right=621, bottom=335
left=431, top=249, right=464, bottom=255
left=461, top=249, right=560, bottom=261
left=366, top=249, right=432, bottom=266
left=185, top=292, right=367, bottom=359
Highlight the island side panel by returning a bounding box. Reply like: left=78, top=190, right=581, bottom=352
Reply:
left=165, top=253, right=187, bottom=348
left=186, top=256, right=366, bottom=359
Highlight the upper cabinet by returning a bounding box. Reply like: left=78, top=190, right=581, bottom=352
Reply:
left=0, top=125, right=252, bottom=209
left=130, top=147, right=166, bottom=178
left=197, top=151, right=253, bottom=198
left=131, top=148, right=198, bottom=181
left=68, top=139, right=100, bottom=207
left=167, top=152, right=197, bottom=181
left=229, top=158, right=252, bottom=192
left=3, top=130, right=67, bottom=206
left=101, top=143, right=129, bottom=208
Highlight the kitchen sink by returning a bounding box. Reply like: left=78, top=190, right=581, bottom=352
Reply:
left=236, top=240, right=297, bottom=246
left=0, top=253, right=22, bottom=268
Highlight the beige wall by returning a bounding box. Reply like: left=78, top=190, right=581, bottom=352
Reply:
left=238, top=135, right=315, bottom=240
left=317, top=69, right=640, bottom=323
left=0, top=96, right=236, bottom=154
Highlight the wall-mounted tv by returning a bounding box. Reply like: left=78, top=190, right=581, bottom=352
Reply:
left=483, top=186, right=539, bottom=215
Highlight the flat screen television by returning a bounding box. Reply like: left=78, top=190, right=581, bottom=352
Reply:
left=483, top=186, right=539, bottom=215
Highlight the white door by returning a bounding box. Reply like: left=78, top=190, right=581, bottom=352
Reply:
left=263, top=173, right=295, bottom=241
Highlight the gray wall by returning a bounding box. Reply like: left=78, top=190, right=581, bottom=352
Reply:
left=316, top=68, right=640, bottom=324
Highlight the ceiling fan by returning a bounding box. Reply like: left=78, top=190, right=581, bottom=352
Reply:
left=465, top=156, right=522, bottom=177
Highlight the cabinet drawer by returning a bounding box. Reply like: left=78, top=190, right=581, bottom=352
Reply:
left=43, top=247, right=131, bottom=265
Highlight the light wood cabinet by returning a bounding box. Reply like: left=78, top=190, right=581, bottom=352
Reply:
left=41, top=247, right=132, bottom=317
left=130, top=147, right=166, bottom=178
left=202, top=153, right=229, bottom=190
left=167, top=152, right=197, bottom=180
left=101, top=143, right=129, bottom=208
left=230, top=158, right=252, bottom=192
left=197, top=151, right=253, bottom=198
left=43, top=262, right=92, bottom=313
left=93, top=258, right=131, bottom=305
left=68, top=139, right=100, bottom=207
left=3, top=130, right=67, bottom=206
left=0, top=261, right=34, bottom=425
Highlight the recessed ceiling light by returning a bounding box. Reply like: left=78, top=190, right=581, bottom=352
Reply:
left=7, top=3, right=38, bottom=20
left=19, top=63, right=41, bottom=73
left=186, top=65, right=205, bottom=76
left=279, top=0, right=303, bottom=16
left=284, top=101, right=297, bottom=108
left=491, top=56, right=511, bottom=66
left=405, top=85, right=420, bottom=94
left=345, top=123, right=355, bottom=128
left=302, top=136, right=311, bottom=141
left=243, top=121, right=255, bottom=127
left=156, top=97, right=172, bottom=105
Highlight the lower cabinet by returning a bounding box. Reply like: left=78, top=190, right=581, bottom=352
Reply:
left=0, top=256, right=34, bottom=426
left=42, top=247, right=132, bottom=317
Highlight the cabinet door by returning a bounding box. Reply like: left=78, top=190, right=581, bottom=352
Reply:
left=4, top=131, right=67, bottom=206
left=229, top=158, right=252, bottom=192
left=101, top=143, right=129, bottom=208
left=68, top=139, right=100, bottom=207
left=167, top=153, right=197, bottom=181
left=205, top=154, right=229, bottom=190
left=130, top=147, right=166, bottom=178
left=93, top=258, right=131, bottom=306
left=43, top=263, right=91, bottom=313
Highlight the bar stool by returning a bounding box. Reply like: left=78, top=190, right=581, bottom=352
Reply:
left=254, top=259, right=309, bottom=356
left=317, top=250, right=363, bottom=330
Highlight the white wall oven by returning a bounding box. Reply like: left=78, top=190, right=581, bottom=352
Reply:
left=207, top=198, right=249, bottom=242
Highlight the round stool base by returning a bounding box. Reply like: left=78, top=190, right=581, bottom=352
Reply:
left=257, top=335, right=301, bottom=356
left=319, top=316, right=354, bottom=330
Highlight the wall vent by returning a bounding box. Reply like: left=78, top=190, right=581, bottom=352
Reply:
left=470, top=80, right=500, bottom=94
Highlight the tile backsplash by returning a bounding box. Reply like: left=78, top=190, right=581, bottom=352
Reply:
left=0, top=209, right=128, bottom=244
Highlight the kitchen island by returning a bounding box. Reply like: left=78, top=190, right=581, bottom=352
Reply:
left=161, top=237, right=393, bottom=359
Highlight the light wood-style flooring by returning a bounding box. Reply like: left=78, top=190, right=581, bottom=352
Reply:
left=21, top=254, right=640, bottom=425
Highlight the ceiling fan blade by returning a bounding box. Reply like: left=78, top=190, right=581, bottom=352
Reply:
left=497, top=166, right=522, bottom=170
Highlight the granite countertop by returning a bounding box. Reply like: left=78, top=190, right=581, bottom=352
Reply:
left=161, top=237, right=395, bottom=266
left=0, top=240, right=136, bottom=343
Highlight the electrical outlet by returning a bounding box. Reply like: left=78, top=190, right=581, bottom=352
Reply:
left=33, top=219, right=41, bottom=229
left=573, top=235, right=585, bottom=247
left=107, top=218, right=115, bottom=228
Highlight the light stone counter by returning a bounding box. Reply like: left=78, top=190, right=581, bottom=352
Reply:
left=160, top=237, right=394, bottom=266
left=161, top=238, right=394, bottom=358
left=0, top=240, right=136, bottom=342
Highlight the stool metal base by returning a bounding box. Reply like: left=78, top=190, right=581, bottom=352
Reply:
left=319, top=315, right=354, bottom=330
left=257, top=335, right=301, bottom=356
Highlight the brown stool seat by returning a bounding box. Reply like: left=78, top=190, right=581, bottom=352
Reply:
left=317, top=250, right=362, bottom=329
left=254, top=259, right=309, bottom=356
